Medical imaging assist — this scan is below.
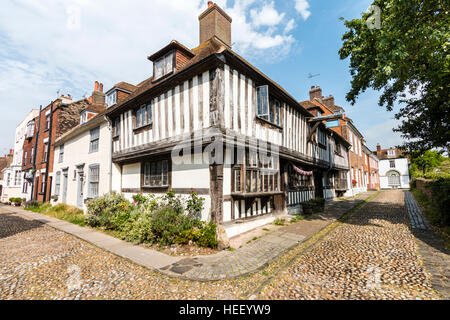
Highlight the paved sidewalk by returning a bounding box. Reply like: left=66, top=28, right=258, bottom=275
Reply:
left=0, top=191, right=374, bottom=281
left=404, top=191, right=450, bottom=299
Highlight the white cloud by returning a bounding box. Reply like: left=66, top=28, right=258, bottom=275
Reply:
left=0, top=0, right=301, bottom=152
left=250, top=2, right=285, bottom=28
left=294, top=0, right=311, bottom=20
left=284, top=18, right=296, bottom=33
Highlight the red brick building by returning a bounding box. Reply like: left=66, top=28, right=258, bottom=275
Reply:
left=300, top=85, right=379, bottom=194
left=32, top=82, right=106, bottom=202
left=21, top=116, right=39, bottom=199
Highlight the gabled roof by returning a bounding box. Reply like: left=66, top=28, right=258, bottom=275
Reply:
left=147, top=40, right=195, bottom=62
left=105, top=81, right=137, bottom=95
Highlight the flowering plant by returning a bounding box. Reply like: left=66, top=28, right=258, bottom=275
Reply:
left=352, top=179, right=357, bottom=186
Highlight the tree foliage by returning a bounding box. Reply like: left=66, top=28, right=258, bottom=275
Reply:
left=339, top=0, right=450, bottom=153
left=410, top=150, right=445, bottom=176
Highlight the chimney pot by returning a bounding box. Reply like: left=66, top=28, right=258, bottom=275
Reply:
left=208, top=1, right=213, bottom=7
left=94, top=81, right=99, bottom=92
left=99, top=83, right=103, bottom=93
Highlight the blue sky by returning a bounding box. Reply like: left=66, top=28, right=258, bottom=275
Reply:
left=0, top=0, right=404, bottom=156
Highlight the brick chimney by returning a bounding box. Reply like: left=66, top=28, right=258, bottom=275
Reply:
left=309, top=85, right=322, bottom=101
left=322, top=94, right=335, bottom=108
left=91, top=81, right=105, bottom=105
left=199, top=2, right=232, bottom=48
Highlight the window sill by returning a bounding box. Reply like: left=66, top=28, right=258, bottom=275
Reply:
left=255, top=116, right=283, bottom=130
left=133, top=122, right=152, bottom=133
left=231, top=191, right=283, bottom=198
left=152, top=71, right=174, bottom=84
left=112, top=135, right=119, bottom=140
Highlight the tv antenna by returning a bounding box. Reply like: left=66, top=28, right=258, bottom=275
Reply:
left=82, top=92, right=87, bottom=98
left=56, top=89, right=61, bottom=96
left=307, top=73, right=320, bottom=79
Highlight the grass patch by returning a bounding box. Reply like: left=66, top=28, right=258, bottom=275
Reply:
left=27, top=203, right=86, bottom=226
left=290, top=214, right=305, bottom=223
left=411, top=188, right=450, bottom=250
left=262, top=228, right=270, bottom=232
left=273, top=218, right=286, bottom=226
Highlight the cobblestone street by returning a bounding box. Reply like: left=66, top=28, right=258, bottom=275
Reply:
left=0, top=190, right=447, bottom=300
left=259, top=190, right=445, bottom=300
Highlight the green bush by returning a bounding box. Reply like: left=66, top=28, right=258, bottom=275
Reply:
left=85, top=192, right=130, bottom=229
left=429, top=178, right=450, bottom=226
left=25, top=200, right=41, bottom=209
left=150, top=206, right=195, bottom=245
left=186, top=192, right=205, bottom=220
left=9, top=197, right=23, bottom=204
left=193, top=222, right=218, bottom=248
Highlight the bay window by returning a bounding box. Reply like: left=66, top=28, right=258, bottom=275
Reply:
left=233, top=150, right=280, bottom=194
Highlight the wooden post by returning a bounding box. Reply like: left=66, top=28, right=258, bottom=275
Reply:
left=209, top=66, right=225, bottom=224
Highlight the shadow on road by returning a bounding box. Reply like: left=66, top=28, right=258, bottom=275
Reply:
left=0, top=211, right=44, bottom=239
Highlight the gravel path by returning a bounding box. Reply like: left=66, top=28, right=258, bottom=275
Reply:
left=259, top=190, right=441, bottom=300
left=0, top=190, right=443, bottom=300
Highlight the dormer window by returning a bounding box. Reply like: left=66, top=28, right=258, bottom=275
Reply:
left=154, top=52, right=174, bottom=81
left=107, top=91, right=117, bottom=108
left=25, top=120, right=34, bottom=139
left=388, top=150, right=395, bottom=157
left=80, top=111, right=88, bottom=124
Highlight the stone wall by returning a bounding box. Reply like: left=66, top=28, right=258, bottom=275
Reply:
left=416, top=178, right=433, bottom=198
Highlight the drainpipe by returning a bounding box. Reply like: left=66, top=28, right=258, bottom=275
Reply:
left=30, top=105, right=42, bottom=201
left=104, top=115, right=113, bottom=196
left=43, top=101, right=54, bottom=202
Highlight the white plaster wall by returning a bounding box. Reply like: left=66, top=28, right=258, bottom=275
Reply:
left=52, top=120, right=112, bottom=210
left=379, top=158, right=410, bottom=189
left=122, top=163, right=141, bottom=189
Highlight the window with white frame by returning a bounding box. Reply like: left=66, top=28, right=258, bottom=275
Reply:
left=43, top=143, right=48, bottom=162
left=113, top=118, right=120, bottom=136
left=58, top=144, right=64, bottom=163
left=135, top=103, right=152, bottom=128
left=89, top=127, right=100, bottom=153
left=54, top=171, right=61, bottom=196
left=14, top=171, right=22, bottom=186
left=23, top=151, right=28, bottom=166
left=41, top=173, right=46, bottom=192
left=389, top=160, right=395, bottom=168
left=256, top=85, right=282, bottom=127
left=107, top=91, right=117, bottom=107
left=154, top=52, right=174, bottom=81
left=143, top=160, right=169, bottom=187
left=30, top=147, right=34, bottom=164
left=45, top=115, right=50, bottom=130
left=88, top=165, right=100, bottom=198
left=80, top=111, right=88, bottom=124
left=25, top=121, right=34, bottom=138
left=388, top=149, right=395, bottom=156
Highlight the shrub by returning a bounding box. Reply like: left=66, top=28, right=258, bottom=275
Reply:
left=85, top=192, right=130, bottom=229
left=150, top=206, right=195, bottom=245
left=429, top=177, right=450, bottom=226
left=132, top=193, right=148, bottom=205
left=193, top=222, right=218, bottom=248
left=186, top=192, right=205, bottom=220
left=25, top=200, right=41, bottom=209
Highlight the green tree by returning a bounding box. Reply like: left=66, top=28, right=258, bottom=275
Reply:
left=410, top=150, right=445, bottom=176
left=339, top=0, right=450, bottom=153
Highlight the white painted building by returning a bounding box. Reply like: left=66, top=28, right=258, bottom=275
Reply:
left=106, top=3, right=352, bottom=238
left=375, top=145, right=410, bottom=189
left=1, top=109, right=39, bottom=202
left=51, top=111, right=112, bottom=210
